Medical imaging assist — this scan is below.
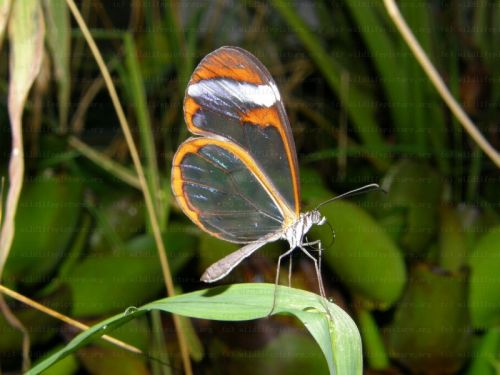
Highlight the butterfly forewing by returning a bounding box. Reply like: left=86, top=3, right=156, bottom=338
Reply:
left=183, top=46, right=300, bottom=215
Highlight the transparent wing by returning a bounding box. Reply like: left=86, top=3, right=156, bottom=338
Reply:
left=184, top=46, right=301, bottom=215
left=172, top=138, right=288, bottom=243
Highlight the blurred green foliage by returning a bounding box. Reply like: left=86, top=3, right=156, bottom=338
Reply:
left=0, top=0, right=499, bottom=374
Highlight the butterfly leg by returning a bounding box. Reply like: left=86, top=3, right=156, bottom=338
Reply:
left=317, top=243, right=324, bottom=296
left=288, top=252, right=293, bottom=288
left=298, top=245, right=326, bottom=299
left=302, top=237, right=324, bottom=288
left=269, top=246, right=296, bottom=316
left=302, top=239, right=321, bottom=249
left=307, top=240, right=324, bottom=291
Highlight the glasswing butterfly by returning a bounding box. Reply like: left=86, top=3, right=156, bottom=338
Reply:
left=171, top=46, right=378, bottom=298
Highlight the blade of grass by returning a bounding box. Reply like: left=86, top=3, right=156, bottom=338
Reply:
left=466, top=328, right=500, bottom=375
left=0, top=2, right=45, bottom=369
left=492, top=2, right=500, bottom=105
left=142, top=1, right=172, bottom=77
left=473, top=1, right=500, bottom=117
left=338, top=70, right=349, bottom=180
left=69, top=0, right=90, bottom=75
left=399, top=1, right=429, bottom=156
left=305, top=144, right=431, bottom=163
left=43, top=0, right=71, bottom=132
left=163, top=1, right=196, bottom=144
left=0, top=284, right=142, bottom=355
left=271, top=0, right=390, bottom=170
left=27, top=284, right=363, bottom=375
left=448, top=36, right=462, bottom=198
left=70, top=75, right=105, bottom=134
left=183, top=8, right=201, bottom=90
left=428, top=99, right=450, bottom=174
left=151, top=310, right=172, bottom=375
left=70, top=55, right=122, bottom=134
left=68, top=136, right=141, bottom=189
left=122, top=33, right=165, bottom=228
left=466, top=148, right=482, bottom=202
left=86, top=200, right=126, bottom=254
left=163, top=5, right=200, bottom=145
left=167, top=10, right=200, bottom=171
left=383, top=0, right=500, bottom=168
left=351, top=0, right=449, bottom=171
left=406, top=1, right=449, bottom=166
left=54, top=212, right=93, bottom=286
left=164, top=1, right=187, bottom=86
left=472, top=0, right=489, bottom=54
left=289, top=100, right=390, bottom=168
left=64, top=1, right=192, bottom=373
left=343, top=1, right=409, bottom=146
left=356, top=307, right=389, bottom=370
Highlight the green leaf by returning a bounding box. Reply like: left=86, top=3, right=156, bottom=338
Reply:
left=319, top=200, right=406, bottom=307
left=5, top=174, right=83, bottom=284
left=88, top=193, right=145, bottom=254
left=26, top=284, right=363, bottom=375
left=64, top=231, right=196, bottom=317
left=387, top=264, right=470, bottom=373
left=468, top=225, right=500, bottom=328
left=356, top=308, right=389, bottom=370
left=380, top=160, right=443, bottom=255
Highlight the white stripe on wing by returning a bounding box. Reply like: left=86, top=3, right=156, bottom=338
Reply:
left=188, top=78, right=280, bottom=108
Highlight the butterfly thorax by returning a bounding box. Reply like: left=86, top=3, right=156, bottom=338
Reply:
left=283, top=210, right=326, bottom=248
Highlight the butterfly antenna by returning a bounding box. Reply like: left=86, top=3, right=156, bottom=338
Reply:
left=324, top=219, right=336, bottom=250
left=314, top=183, right=384, bottom=210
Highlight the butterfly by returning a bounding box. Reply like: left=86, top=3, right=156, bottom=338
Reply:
left=171, top=46, right=378, bottom=296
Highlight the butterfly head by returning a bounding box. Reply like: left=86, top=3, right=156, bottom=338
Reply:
left=307, top=209, right=326, bottom=226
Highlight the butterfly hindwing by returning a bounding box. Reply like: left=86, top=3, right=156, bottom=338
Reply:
left=172, top=137, right=289, bottom=243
